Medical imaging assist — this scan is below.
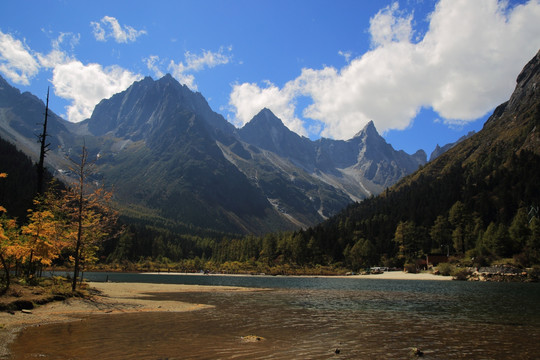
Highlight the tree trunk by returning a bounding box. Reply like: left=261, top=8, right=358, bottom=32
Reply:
left=71, top=146, right=87, bottom=292
left=37, top=87, right=50, bottom=196
left=71, top=191, right=84, bottom=291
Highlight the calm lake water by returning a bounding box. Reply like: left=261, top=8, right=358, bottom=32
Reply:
left=9, top=272, right=540, bottom=359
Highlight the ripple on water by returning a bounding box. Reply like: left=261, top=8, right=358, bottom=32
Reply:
left=9, top=280, right=540, bottom=360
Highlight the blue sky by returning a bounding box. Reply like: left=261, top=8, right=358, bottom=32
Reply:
left=1, top=0, right=539, bottom=156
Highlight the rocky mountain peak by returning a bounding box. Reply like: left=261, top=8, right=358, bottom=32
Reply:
left=247, top=108, right=286, bottom=129
left=412, top=149, right=427, bottom=163
left=353, top=120, right=378, bottom=139
left=238, top=108, right=297, bottom=152
left=85, top=74, right=234, bottom=139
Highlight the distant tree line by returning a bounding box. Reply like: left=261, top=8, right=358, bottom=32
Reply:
left=2, top=136, right=540, bottom=277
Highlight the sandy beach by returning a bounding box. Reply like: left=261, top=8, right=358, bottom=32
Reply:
left=347, top=271, right=452, bottom=281
left=144, top=270, right=453, bottom=281
left=0, top=282, right=260, bottom=359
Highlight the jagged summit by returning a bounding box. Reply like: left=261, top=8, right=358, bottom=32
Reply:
left=244, top=108, right=287, bottom=129
left=238, top=108, right=312, bottom=162
left=83, top=73, right=235, bottom=140
left=353, top=120, right=378, bottom=138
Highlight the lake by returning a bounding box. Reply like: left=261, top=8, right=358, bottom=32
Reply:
left=8, top=272, right=540, bottom=359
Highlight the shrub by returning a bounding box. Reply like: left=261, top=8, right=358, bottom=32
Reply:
left=404, top=263, right=417, bottom=273
left=451, top=268, right=472, bottom=281
left=436, top=262, right=453, bottom=276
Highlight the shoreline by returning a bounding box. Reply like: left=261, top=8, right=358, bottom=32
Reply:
left=0, top=282, right=260, bottom=359
left=142, top=270, right=453, bottom=281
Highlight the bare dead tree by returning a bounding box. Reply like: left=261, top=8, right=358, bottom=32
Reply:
left=37, top=87, right=50, bottom=195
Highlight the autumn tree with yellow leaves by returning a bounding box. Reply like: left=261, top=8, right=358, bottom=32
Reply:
left=0, top=172, right=25, bottom=294
left=1, top=144, right=119, bottom=294
left=20, top=197, right=67, bottom=279
left=62, top=145, right=118, bottom=291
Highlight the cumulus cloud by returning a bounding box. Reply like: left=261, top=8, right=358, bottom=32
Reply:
left=0, top=29, right=141, bottom=122
left=37, top=32, right=79, bottom=68
left=52, top=61, right=141, bottom=122
left=166, top=46, right=232, bottom=90
left=369, top=2, right=413, bottom=47
left=229, top=80, right=307, bottom=136
left=229, top=0, right=540, bottom=139
left=91, top=16, right=146, bottom=43
left=0, top=30, right=40, bottom=85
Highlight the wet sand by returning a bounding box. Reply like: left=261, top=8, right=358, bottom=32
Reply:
left=0, top=282, right=260, bottom=359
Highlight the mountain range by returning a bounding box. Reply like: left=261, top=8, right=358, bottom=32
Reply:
left=1, top=73, right=429, bottom=234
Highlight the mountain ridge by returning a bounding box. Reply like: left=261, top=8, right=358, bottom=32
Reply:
left=1, top=72, right=428, bottom=234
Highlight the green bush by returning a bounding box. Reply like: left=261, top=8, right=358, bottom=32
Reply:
left=436, top=262, right=453, bottom=276
left=451, top=268, right=472, bottom=281
left=404, top=263, right=417, bottom=273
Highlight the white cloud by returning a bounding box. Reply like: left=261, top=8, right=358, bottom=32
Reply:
left=229, top=0, right=540, bottom=140
left=91, top=16, right=146, bottom=43
left=0, top=30, right=40, bottom=85
left=184, top=46, right=232, bottom=71
left=0, top=29, right=141, bottom=123
left=228, top=80, right=306, bottom=136
left=37, top=32, right=79, bottom=68
left=144, top=55, right=164, bottom=79
left=338, top=50, right=352, bottom=63
left=52, top=61, right=141, bottom=122
left=166, top=46, right=232, bottom=90
left=369, top=2, right=414, bottom=47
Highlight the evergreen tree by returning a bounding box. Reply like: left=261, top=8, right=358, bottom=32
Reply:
left=449, top=201, right=466, bottom=254
left=430, top=215, right=452, bottom=254
left=527, top=217, right=540, bottom=263
left=346, top=237, right=376, bottom=271
left=509, top=207, right=530, bottom=253
left=394, top=221, right=420, bottom=263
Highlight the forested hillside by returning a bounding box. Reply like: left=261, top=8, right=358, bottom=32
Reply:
left=0, top=138, right=56, bottom=221
left=286, top=49, right=540, bottom=269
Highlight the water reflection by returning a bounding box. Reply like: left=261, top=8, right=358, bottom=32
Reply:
left=9, top=277, right=540, bottom=360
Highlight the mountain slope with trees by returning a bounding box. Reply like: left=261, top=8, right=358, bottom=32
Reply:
left=103, top=50, right=540, bottom=274
left=300, top=49, right=540, bottom=269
